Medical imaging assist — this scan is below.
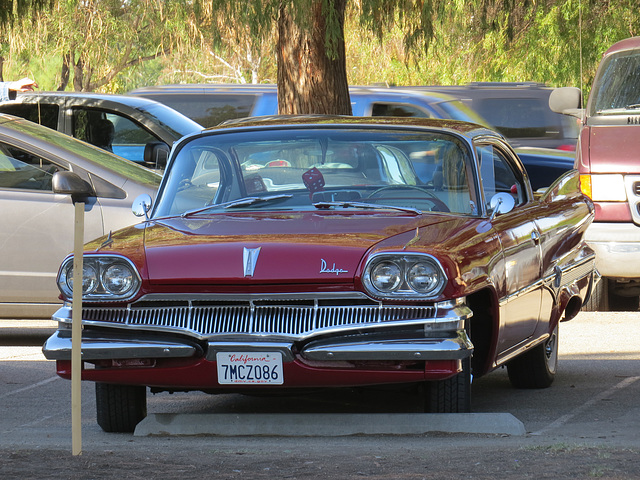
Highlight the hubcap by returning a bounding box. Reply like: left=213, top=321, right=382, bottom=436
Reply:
left=545, top=326, right=558, bottom=374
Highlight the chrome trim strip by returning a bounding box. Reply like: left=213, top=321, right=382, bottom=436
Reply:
left=301, top=330, right=472, bottom=361
left=499, top=251, right=596, bottom=307
left=557, top=253, right=596, bottom=287
left=42, top=330, right=197, bottom=361
left=134, top=292, right=375, bottom=302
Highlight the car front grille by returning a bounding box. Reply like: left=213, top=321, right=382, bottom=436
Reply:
left=82, top=297, right=436, bottom=340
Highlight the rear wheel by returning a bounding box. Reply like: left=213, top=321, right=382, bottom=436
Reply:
left=96, top=383, right=147, bottom=433
left=507, top=325, right=558, bottom=389
left=423, top=357, right=471, bottom=413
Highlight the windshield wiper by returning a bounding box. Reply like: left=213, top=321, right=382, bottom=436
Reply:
left=223, top=194, right=293, bottom=209
left=182, top=194, right=293, bottom=217
left=597, top=104, right=640, bottom=114
left=312, top=201, right=422, bottom=215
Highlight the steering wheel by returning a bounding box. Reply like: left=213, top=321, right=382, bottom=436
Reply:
left=367, top=185, right=450, bottom=212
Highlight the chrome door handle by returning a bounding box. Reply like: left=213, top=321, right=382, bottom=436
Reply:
left=531, top=230, right=541, bottom=245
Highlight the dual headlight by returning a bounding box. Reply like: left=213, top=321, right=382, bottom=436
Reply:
left=57, top=255, right=141, bottom=301
left=362, top=253, right=446, bottom=299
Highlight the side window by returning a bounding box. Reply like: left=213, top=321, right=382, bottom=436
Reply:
left=72, top=108, right=159, bottom=164
left=0, top=143, right=63, bottom=191
left=371, top=103, right=431, bottom=118
left=0, top=103, right=59, bottom=130
left=475, top=98, right=554, bottom=138
left=477, top=144, right=526, bottom=208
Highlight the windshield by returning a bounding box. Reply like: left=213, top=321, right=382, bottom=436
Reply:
left=154, top=127, right=476, bottom=218
left=437, top=100, right=491, bottom=127
left=590, top=49, right=640, bottom=115
left=136, top=102, right=203, bottom=138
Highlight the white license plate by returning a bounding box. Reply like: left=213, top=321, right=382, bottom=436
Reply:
left=216, top=352, right=284, bottom=385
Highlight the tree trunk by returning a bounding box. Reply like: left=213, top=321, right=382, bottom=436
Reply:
left=57, top=52, right=71, bottom=91
left=73, top=56, right=84, bottom=92
left=277, top=0, right=351, bottom=115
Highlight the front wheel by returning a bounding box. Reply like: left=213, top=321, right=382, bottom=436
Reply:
left=507, top=325, right=558, bottom=389
left=422, top=357, right=471, bottom=412
left=96, top=383, right=147, bottom=433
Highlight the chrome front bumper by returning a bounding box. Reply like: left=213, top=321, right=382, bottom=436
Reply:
left=42, top=294, right=473, bottom=363
left=43, top=327, right=473, bottom=363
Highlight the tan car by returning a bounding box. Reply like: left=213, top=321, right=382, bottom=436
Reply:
left=0, top=113, right=162, bottom=319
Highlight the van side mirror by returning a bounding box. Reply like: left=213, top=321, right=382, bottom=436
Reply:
left=52, top=171, right=95, bottom=204
left=549, top=87, right=584, bottom=120
left=144, top=142, right=170, bottom=170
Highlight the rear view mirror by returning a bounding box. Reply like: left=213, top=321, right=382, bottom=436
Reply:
left=489, top=192, right=515, bottom=219
left=144, top=142, right=170, bottom=170
left=132, top=193, right=152, bottom=218
left=549, top=87, right=584, bottom=120
left=52, top=171, right=95, bottom=203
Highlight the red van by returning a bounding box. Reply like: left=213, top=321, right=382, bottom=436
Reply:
left=551, top=37, right=640, bottom=311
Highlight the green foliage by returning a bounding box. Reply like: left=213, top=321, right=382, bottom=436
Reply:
left=0, top=0, right=53, bottom=24
left=1, top=0, right=640, bottom=94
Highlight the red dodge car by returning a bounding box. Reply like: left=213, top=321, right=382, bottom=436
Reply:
left=43, top=116, right=596, bottom=432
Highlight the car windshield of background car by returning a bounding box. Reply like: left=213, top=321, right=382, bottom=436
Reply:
left=154, top=128, right=477, bottom=218
left=591, top=50, right=640, bottom=115
left=136, top=102, right=204, bottom=137
left=436, top=100, right=492, bottom=128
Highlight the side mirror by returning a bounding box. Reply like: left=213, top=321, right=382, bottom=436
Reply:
left=143, top=142, right=170, bottom=170
left=52, top=171, right=95, bottom=204
left=132, top=193, right=153, bottom=218
left=549, top=87, right=584, bottom=120
left=489, top=192, right=515, bottom=219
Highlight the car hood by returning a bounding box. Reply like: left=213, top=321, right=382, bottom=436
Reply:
left=140, top=212, right=470, bottom=285
left=587, top=125, right=640, bottom=174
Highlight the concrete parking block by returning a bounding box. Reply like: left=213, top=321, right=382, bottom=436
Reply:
left=134, top=412, right=526, bottom=437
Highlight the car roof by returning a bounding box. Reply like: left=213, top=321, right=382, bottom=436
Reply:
left=12, top=91, right=173, bottom=108
left=405, top=82, right=553, bottom=99
left=132, top=83, right=474, bottom=104
left=604, top=36, right=640, bottom=56
left=130, top=84, right=278, bottom=95
left=208, top=114, right=495, bottom=138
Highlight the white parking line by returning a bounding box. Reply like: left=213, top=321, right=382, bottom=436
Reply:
left=530, top=376, right=640, bottom=435
left=0, top=376, right=60, bottom=399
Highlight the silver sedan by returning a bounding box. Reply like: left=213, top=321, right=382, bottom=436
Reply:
left=0, top=114, right=161, bottom=319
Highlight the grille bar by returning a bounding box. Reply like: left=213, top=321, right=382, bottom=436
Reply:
left=83, top=300, right=435, bottom=339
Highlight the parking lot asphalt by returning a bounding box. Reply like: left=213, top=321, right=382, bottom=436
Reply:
left=1, top=312, right=639, bottom=479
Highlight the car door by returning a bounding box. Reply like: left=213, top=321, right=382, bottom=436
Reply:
left=477, top=142, right=543, bottom=357
left=0, top=140, right=104, bottom=316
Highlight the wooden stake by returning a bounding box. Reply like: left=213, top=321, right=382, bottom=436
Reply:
left=71, top=201, right=84, bottom=456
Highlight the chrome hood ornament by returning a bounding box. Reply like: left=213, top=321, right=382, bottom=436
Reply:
left=243, top=247, right=261, bottom=277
